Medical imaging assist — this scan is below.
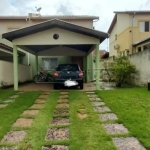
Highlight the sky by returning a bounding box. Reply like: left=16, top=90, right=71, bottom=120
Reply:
left=0, top=0, right=150, bottom=51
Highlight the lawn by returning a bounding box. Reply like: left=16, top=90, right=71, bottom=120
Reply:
left=0, top=90, right=116, bottom=150
left=96, top=88, right=150, bottom=150
left=0, top=90, right=16, bottom=102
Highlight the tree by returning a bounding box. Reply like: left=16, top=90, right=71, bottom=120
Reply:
left=109, top=56, right=137, bottom=87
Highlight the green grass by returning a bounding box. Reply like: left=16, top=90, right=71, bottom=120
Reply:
left=0, top=91, right=41, bottom=147
left=0, top=90, right=16, bottom=102
left=69, top=91, right=116, bottom=150
left=96, top=88, right=150, bottom=150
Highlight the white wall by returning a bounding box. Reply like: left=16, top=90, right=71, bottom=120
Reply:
left=0, top=60, right=32, bottom=87
left=129, top=49, right=150, bottom=86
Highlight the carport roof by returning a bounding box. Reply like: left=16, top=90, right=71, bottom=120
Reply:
left=2, top=19, right=108, bottom=43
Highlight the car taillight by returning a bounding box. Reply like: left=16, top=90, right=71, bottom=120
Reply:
left=79, top=71, right=83, bottom=78
left=54, top=71, right=58, bottom=78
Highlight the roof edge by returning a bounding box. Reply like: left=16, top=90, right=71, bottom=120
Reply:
left=107, top=14, right=117, bottom=34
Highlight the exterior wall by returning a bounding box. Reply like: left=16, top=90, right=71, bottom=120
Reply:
left=13, top=28, right=99, bottom=45
left=128, top=49, right=150, bottom=86
left=0, top=60, right=32, bottom=87
left=109, top=13, right=150, bottom=57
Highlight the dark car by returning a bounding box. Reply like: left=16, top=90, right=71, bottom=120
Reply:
left=53, top=64, right=84, bottom=89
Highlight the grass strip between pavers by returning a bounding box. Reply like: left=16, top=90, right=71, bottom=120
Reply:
left=69, top=91, right=117, bottom=150
left=0, top=91, right=41, bottom=146
left=18, top=91, right=60, bottom=150
left=96, top=88, right=150, bottom=150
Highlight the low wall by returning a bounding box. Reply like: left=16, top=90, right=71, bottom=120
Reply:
left=128, top=49, right=150, bottom=86
left=0, top=60, right=32, bottom=87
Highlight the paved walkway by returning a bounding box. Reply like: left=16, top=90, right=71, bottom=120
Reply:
left=86, top=91, right=146, bottom=150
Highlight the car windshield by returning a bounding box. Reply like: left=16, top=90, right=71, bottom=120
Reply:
left=56, top=64, right=79, bottom=71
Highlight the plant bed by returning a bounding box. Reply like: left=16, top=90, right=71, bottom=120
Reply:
left=13, top=118, right=33, bottom=127
left=1, top=131, right=27, bottom=143
left=46, top=128, right=69, bottom=140
left=103, top=123, right=129, bottom=135
left=51, top=117, right=69, bottom=126
left=42, top=145, right=69, bottom=150
left=54, top=110, right=69, bottom=115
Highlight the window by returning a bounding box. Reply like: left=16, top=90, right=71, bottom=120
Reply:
left=143, top=44, right=150, bottom=50
left=139, top=21, right=150, bottom=32
left=42, top=58, right=57, bottom=70
left=138, top=47, right=141, bottom=52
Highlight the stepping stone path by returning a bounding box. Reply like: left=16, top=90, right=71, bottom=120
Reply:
left=0, top=91, right=24, bottom=109
left=44, top=91, right=69, bottom=149
left=85, top=91, right=146, bottom=150
left=0, top=92, right=49, bottom=149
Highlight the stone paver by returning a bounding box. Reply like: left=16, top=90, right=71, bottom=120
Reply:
left=35, top=99, right=46, bottom=104
left=42, top=145, right=68, bottom=150
left=46, top=128, right=69, bottom=140
left=38, top=95, right=48, bottom=99
left=22, top=110, right=39, bottom=116
left=30, top=104, right=44, bottom=109
left=86, top=91, right=95, bottom=94
left=92, top=102, right=105, bottom=106
left=89, top=98, right=101, bottom=101
left=13, top=118, right=33, bottom=127
left=51, top=118, right=69, bottom=126
left=103, top=123, right=129, bottom=135
left=60, top=92, right=69, bottom=95
left=113, top=137, right=146, bottom=150
left=87, top=94, right=98, bottom=98
left=17, top=92, right=24, bottom=94
left=42, top=92, right=50, bottom=95
left=59, top=95, right=69, bottom=99
left=0, top=104, right=8, bottom=108
left=99, top=113, right=118, bottom=121
left=1, top=131, right=27, bottom=143
left=54, top=109, right=69, bottom=115
left=3, top=99, right=15, bottom=103
left=10, top=95, right=19, bottom=99
left=58, top=99, right=69, bottom=103
left=56, top=103, right=69, bottom=109
left=0, top=147, right=17, bottom=150
left=94, top=106, right=111, bottom=112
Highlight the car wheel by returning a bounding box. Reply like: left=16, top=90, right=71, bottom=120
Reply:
left=79, top=82, right=83, bottom=90
left=53, top=84, right=58, bottom=90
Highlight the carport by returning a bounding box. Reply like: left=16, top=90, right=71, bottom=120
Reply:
left=2, top=19, right=108, bottom=91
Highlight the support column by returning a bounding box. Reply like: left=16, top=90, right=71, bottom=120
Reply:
left=86, top=54, right=90, bottom=82
left=95, top=44, right=100, bottom=90
left=13, top=45, right=18, bottom=91
left=36, top=55, right=38, bottom=74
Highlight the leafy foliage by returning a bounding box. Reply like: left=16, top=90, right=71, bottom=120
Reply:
left=109, top=56, right=137, bottom=87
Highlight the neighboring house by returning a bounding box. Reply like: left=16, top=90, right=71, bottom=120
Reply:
left=0, top=14, right=108, bottom=90
left=108, top=11, right=150, bottom=57
left=93, top=50, right=108, bottom=58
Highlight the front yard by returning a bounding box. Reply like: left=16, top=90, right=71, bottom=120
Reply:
left=0, top=88, right=149, bottom=150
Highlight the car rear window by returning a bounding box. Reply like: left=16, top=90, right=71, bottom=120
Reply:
left=56, top=64, right=79, bottom=71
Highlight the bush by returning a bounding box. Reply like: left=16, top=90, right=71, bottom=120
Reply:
left=109, top=56, right=137, bottom=87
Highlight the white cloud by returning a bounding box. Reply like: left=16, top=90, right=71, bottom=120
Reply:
left=0, top=0, right=150, bottom=50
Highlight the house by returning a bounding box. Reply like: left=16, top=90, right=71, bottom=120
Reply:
left=0, top=14, right=108, bottom=90
left=93, top=50, right=108, bottom=58
left=108, top=11, right=150, bottom=57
